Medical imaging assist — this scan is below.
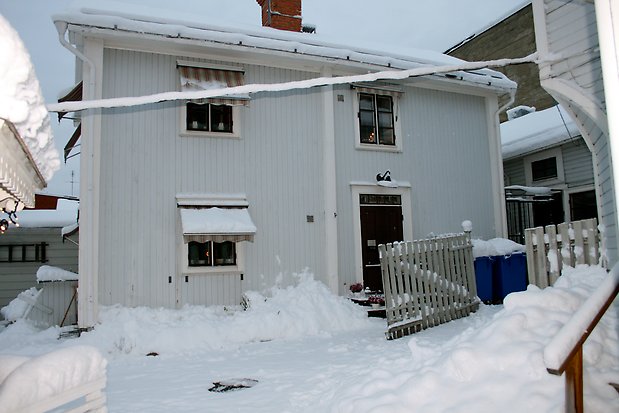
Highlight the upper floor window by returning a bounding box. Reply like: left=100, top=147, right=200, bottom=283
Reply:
left=353, top=85, right=402, bottom=151
left=359, top=93, right=395, bottom=145
left=178, top=62, right=248, bottom=137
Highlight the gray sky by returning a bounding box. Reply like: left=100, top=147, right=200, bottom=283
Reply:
left=1, top=0, right=528, bottom=196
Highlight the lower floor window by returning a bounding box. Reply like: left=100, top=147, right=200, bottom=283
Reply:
left=188, top=241, right=236, bottom=267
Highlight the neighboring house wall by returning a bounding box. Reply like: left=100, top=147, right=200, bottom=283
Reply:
left=0, top=227, right=78, bottom=308
left=447, top=3, right=556, bottom=121
left=533, top=0, right=616, bottom=263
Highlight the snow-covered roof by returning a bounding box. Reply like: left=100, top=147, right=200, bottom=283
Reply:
left=0, top=15, right=59, bottom=182
left=52, top=1, right=515, bottom=93
left=15, top=198, right=78, bottom=228
left=501, top=105, right=582, bottom=160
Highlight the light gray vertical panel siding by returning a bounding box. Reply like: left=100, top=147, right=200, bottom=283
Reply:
left=503, top=158, right=526, bottom=186
left=0, top=228, right=78, bottom=308
left=334, top=85, right=495, bottom=290
left=545, top=0, right=604, bottom=104
left=175, top=62, right=325, bottom=301
left=562, top=140, right=595, bottom=188
left=100, top=49, right=177, bottom=308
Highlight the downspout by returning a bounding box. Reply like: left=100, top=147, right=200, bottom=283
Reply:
left=54, top=20, right=99, bottom=329
left=492, top=90, right=516, bottom=238
left=54, top=21, right=95, bottom=87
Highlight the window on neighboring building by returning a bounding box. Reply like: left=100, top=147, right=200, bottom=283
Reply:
left=531, top=157, right=558, bottom=182
left=569, top=190, right=598, bottom=221
left=188, top=241, right=236, bottom=267
left=358, top=93, right=396, bottom=146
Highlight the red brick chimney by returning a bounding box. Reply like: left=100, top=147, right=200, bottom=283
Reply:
left=256, top=0, right=302, bottom=32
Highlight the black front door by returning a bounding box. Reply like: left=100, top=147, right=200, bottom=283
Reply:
left=360, top=194, right=403, bottom=292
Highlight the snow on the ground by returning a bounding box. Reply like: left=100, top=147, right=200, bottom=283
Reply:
left=472, top=237, right=526, bottom=257
left=0, top=267, right=617, bottom=412
left=0, top=15, right=59, bottom=181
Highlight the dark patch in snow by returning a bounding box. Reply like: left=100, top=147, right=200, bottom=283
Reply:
left=146, top=352, right=159, bottom=357
left=208, top=378, right=258, bottom=393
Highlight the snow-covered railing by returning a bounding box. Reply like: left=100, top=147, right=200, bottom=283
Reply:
left=543, top=263, right=619, bottom=413
left=378, top=232, right=479, bottom=340
left=524, top=218, right=602, bottom=288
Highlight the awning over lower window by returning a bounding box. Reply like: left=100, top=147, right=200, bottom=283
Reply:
left=180, top=207, right=256, bottom=243
left=178, top=65, right=249, bottom=106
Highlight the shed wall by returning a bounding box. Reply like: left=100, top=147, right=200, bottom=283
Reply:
left=0, top=228, right=78, bottom=309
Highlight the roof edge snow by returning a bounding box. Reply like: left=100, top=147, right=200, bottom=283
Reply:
left=53, top=5, right=516, bottom=93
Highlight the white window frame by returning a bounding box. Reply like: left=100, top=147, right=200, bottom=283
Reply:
left=179, top=104, right=242, bottom=139
left=524, top=148, right=565, bottom=186
left=353, top=90, right=403, bottom=153
left=181, top=240, right=245, bottom=275
left=177, top=194, right=250, bottom=275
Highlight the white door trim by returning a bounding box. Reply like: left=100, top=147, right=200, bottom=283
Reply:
left=350, top=183, right=413, bottom=285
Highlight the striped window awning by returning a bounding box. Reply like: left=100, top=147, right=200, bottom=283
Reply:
left=178, top=66, right=249, bottom=106
left=351, top=82, right=403, bottom=98
left=180, top=207, right=256, bottom=243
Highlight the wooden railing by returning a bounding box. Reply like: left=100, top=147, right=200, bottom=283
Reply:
left=378, top=232, right=479, bottom=340
left=525, top=218, right=603, bottom=288
left=543, top=263, right=619, bottom=413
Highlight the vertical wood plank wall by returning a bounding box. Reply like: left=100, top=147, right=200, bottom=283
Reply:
left=334, top=84, right=496, bottom=293
left=542, top=0, right=617, bottom=263
left=96, top=47, right=503, bottom=308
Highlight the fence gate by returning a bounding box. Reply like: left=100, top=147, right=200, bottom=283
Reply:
left=378, top=233, right=479, bottom=340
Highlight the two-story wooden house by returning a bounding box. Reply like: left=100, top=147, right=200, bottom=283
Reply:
left=52, top=0, right=517, bottom=327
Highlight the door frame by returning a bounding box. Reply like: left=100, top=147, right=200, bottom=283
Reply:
left=351, top=183, right=413, bottom=285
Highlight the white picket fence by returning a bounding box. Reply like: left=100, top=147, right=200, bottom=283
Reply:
left=378, top=233, right=479, bottom=340
left=524, top=218, right=603, bottom=288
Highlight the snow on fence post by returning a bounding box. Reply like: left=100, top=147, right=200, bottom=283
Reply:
left=524, top=218, right=602, bottom=288
left=378, top=232, right=480, bottom=340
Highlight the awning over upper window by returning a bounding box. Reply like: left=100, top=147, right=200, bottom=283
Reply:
left=178, top=65, right=249, bottom=106
left=351, top=82, right=403, bottom=98
left=180, top=207, right=256, bottom=243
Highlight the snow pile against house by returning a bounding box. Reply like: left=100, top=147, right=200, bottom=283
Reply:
left=76, top=273, right=372, bottom=356
left=334, top=265, right=619, bottom=412
left=0, top=15, right=59, bottom=181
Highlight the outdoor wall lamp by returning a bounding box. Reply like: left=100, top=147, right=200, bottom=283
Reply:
left=376, top=170, right=391, bottom=182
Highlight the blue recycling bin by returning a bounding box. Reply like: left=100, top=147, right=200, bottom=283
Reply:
left=473, top=256, right=495, bottom=303
left=494, top=252, right=527, bottom=301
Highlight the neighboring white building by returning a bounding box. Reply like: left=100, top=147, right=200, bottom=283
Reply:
left=532, top=0, right=617, bottom=264
left=52, top=0, right=517, bottom=327
left=501, top=105, right=598, bottom=242
left=0, top=15, right=59, bottom=215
